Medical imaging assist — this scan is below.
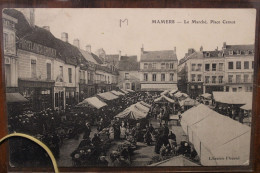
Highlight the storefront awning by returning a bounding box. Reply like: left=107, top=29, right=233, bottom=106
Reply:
left=77, top=96, right=107, bottom=109
left=97, top=92, right=119, bottom=101
left=154, top=95, right=175, bottom=103
left=110, top=90, right=125, bottom=96
left=6, top=93, right=28, bottom=103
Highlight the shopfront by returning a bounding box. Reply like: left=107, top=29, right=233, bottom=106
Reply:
left=54, top=86, right=65, bottom=110
left=18, top=78, right=54, bottom=111
left=65, top=87, right=77, bottom=106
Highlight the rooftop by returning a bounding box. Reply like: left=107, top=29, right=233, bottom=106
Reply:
left=141, top=50, right=178, bottom=62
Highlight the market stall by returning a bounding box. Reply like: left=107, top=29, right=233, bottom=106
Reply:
left=110, top=90, right=125, bottom=96
left=181, top=104, right=251, bottom=166
left=154, top=95, right=175, bottom=104
left=76, top=96, right=107, bottom=109
left=160, top=89, right=169, bottom=96
left=179, top=97, right=199, bottom=111
left=97, top=92, right=119, bottom=102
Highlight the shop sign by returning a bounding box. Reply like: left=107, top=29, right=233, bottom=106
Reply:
left=18, top=39, right=56, bottom=58
left=54, top=87, right=64, bottom=92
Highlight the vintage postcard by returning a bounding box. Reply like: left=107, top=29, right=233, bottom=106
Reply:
left=2, top=8, right=256, bottom=168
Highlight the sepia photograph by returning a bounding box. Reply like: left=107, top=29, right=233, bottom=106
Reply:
left=2, top=8, right=256, bottom=168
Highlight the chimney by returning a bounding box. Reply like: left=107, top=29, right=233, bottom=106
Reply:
left=61, top=32, right=68, bottom=43
left=215, top=46, right=218, bottom=51
left=73, top=39, right=80, bottom=48
left=174, top=47, right=176, bottom=54
left=200, top=46, right=203, bottom=51
left=188, top=48, right=195, bottom=55
left=43, top=26, right=50, bottom=31
left=223, top=42, right=227, bottom=49
left=16, top=9, right=35, bottom=27
left=141, top=44, right=144, bottom=54
left=86, top=45, right=91, bottom=53
left=119, top=50, right=121, bottom=61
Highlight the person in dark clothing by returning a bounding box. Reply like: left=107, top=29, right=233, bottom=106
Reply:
left=92, top=133, right=101, bottom=147
left=148, top=123, right=154, bottom=134
left=83, top=123, right=91, bottom=139
left=78, top=137, right=92, bottom=148
left=97, top=156, right=108, bottom=166
left=163, top=123, right=169, bottom=136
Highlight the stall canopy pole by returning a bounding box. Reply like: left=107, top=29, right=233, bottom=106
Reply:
left=200, top=141, right=202, bottom=159
left=187, top=126, right=189, bottom=143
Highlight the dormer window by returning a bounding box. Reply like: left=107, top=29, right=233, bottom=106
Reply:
left=245, top=50, right=249, bottom=55
left=222, top=52, right=225, bottom=57
left=229, top=50, right=233, bottom=55
left=236, top=50, right=241, bottom=55
left=206, top=52, right=210, bottom=57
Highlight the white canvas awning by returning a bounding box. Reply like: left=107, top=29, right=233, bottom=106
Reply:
left=160, top=89, right=169, bottom=96
left=110, top=90, right=125, bottom=96
left=213, top=92, right=252, bottom=105
left=115, top=104, right=148, bottom=120
left=201, top=93, right=211, bottom=99
left=97, top=92, right=119, bottom=101
left=140, top=101, right=151, bottom=108
left=181, top=104, right=251, bottom=166
left=179, top=97, right=199, bottom=107
left=154, top=95, right=175, bottom=103
left=240, top=101, right=252, bottom=111
left=77, top=97, right=107, bottom=109
left=6, top=93, right=28, bottom=103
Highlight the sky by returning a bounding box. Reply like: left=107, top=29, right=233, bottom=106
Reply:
left=35, top=8, right=256, bottom=60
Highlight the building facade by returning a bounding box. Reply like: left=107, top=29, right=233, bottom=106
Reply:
left=223, top=43, right=254, bottom=92
left=139, top=47, right=178, bottom=91
left=3, top=13, right=18, bottom=93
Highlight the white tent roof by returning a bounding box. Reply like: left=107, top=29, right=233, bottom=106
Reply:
left=149, top=155, right=199, bottom=166
left=140, top=101, right=151, bottom=108
left=154, top=95, right=175, bottom=103
left=201, top=93, right=211, bottom=99
left=174, top=92, right=188, bottom=98
left=179, top=97, right=199, bottom=107
left=120, top=89, right=129, bottom=94
left=169, top=88, right=178, bottom=95
left=135, top=102, right=150, bottom=113
left=115, top=104, right=147, bottom=120
left=160, top=89, right=169, bottom=96
left=97, top=92, right=119, bottom=101
left=77, top=97, right=107, bottom=109
left=240, top=100, right=252, bottom=111
left=126, top=89, right=135, bottom=92
left=110, top=90, right=125, bottom=96
left=213, top=92, right=252, bottom=105
left=181, top=104, right=251, bottom=166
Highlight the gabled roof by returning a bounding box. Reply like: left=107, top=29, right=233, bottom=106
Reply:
left=118, top=60, right=139, bottom=71
left=202, top=50, right=223, bottom=58
left=179, top=51, right=203, bottom=65
left=91, top=53, right=103, bottom=64
left=223, top=44, right=254, bottom=56
left=79, top=49, right=98, bottom=64
left=141, top=50, right=177, bottom=62
left=4, top=9, right=84, bottom=66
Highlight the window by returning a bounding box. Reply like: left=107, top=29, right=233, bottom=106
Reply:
left=125, top=83, right=130, bottom=89
left=244, top=61, right=249, bottom=69
left=197, top=74, right=202, bottom=82
left=252, top=61, right=254, bottom=69
left=206, top=52, right=210, bottom=57
left=46, top=63, right=51, bottom=80
left=197, top=64, right=202, bottom=71
left=232, top=88, right=237, bottom=92
left=144, top=63, right=148, bottom=69
left=170, top=73, right=174, bottom=81
left=229, top=50, right=233, bottom=55
left=228, top=75, right=233, bottom=83
left=218, top=76, right=223, bottom=83
left=205, top=76, right=210, bottom=83
left=152, top=63, right=157, bottom=69
left=219, top=63, right=224, bottom=71
left=161, top=74, right=165, bottom=81
left=238, top=87, right=242, bottom=92
left=205, top=64, right=210, bottom=71
left=148, top=63, right=152, bottom=69
left=166, top=63, right=169, bottom=69
left=191, top=74, right=196, bottom=82
left=68, top=68, right=72, bottom=83
left=60, top=66, right=63, bottom=77
left=170, top=63, right=174, bottom=69
left=244, top=74, right=249, bottom=83
left=191, top=64, right=196, bottom=71
left=144, top=73, right=148, bottom=81
left=236, top=75, right=241, bottom=83
left=152, top=74, right=157, bottom=81
left=31, top=59, right=37, bottom=78
left=212, top=76, right=216, bottom=83
left=236, top=61, right=241, bottom=69
left=125, top=73, right=129, bottom=80
left=212, top=64, right=216, bottom=71
left=245, top=50, right=249, bottom=55
left=251, top=74, right=254, bottom=82
left=226, top=86, right=229, bottom=92
left=3, top=33, right=8, bottom=50
left=228, top=62, right=233, bottom=69
left=236, top=50, right=241, bottom=55
left=161, top=63, right=166, bottom=69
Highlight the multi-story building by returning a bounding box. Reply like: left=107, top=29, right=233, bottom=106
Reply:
left=140, top=46, right=178, bottom=91
left=178, top=48, right=204, bottom=97
left=117, top=55, right=140, bottom=91
left=223, top=42, right=254, bottom=92
left=202, top=50, right=225, bottom=93
left=3, top=12, right=18, bottom=93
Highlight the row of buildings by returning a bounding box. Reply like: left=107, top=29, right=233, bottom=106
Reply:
left=3, top=8, right=255, bottom=111
left=178, top=44, right=254, bottom=98
left=3, top=9, right=122, bottom=111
